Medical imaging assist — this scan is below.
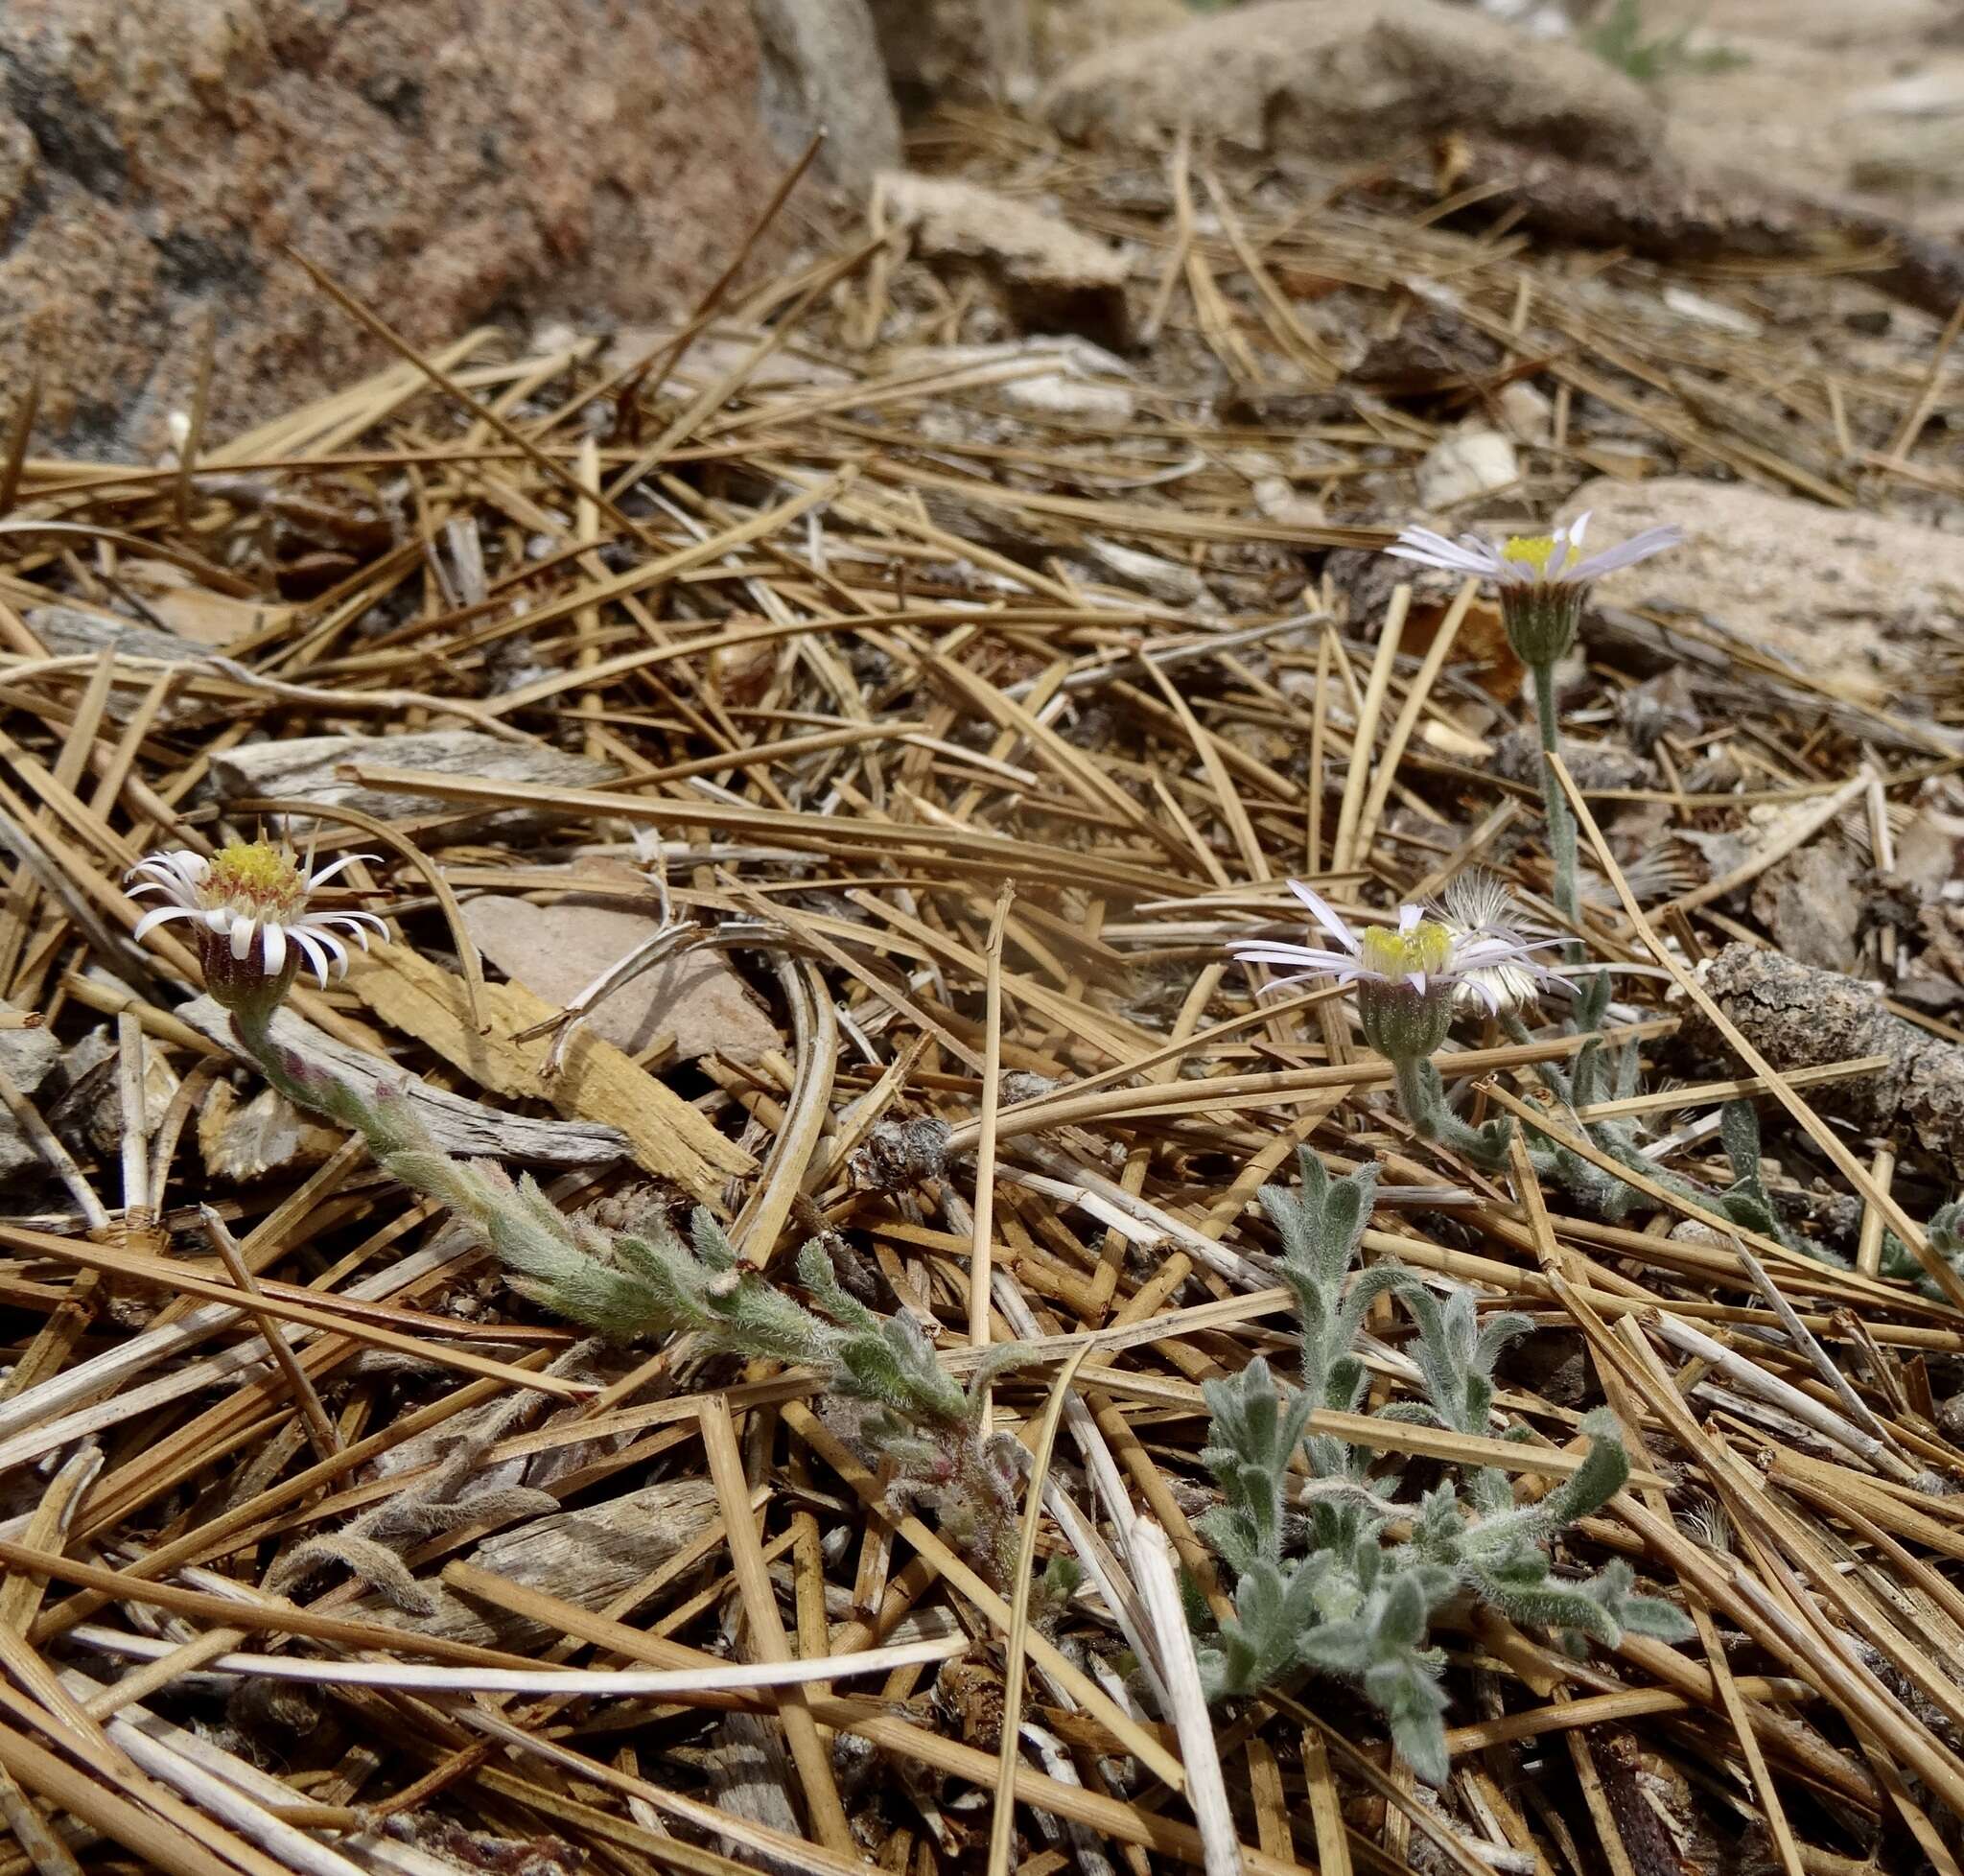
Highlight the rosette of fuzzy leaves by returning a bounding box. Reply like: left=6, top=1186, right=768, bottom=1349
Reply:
left=1190, top=1146, right=1693, bottom=1785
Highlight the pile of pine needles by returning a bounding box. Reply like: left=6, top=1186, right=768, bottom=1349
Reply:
left=0, top=106, right=1959, bottom=1876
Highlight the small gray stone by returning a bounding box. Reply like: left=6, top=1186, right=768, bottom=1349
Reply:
left=1417, top=427, right=1519, bottom=509
left=0, top=999, right=64, bottom=1184
left=209, top=731, right=620, bottom=832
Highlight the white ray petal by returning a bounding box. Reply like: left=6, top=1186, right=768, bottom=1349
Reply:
left=319, top=909, right=388, bottom=938
left=308, top=927, right=350, bottom=972
left=132, top=905, right=199, bottom=941
left=304, top=853, right=381, bottom=890
left=1230, top=943, right=1363, bottom=973
left=290, top=928, right=333, bottom=988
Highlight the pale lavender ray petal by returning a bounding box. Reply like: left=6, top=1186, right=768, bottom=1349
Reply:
left=1449, top=537, right=1507, bottom=574
left=1394, top=527, right=1468, bottom=554
left=1570, top=524, right=1685, bottom=583
left=1285, top=880, right=1361, bottom=954
left=229, top=916, right=255, bottom=961
left=1385, top=542, right=1489, bottom=575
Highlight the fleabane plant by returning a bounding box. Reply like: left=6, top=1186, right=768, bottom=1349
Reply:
left=129, top=842, right=386, bottom=1015
left=1190, top=1147, right=1691, bottom=1784
left=360, top=1089, right=1039, bottom=1587
left=1233, top=879, right=1556, bottom=1169
left=124, top=841, right=1044, bottom=1594
left=1386, top=512, right=1682, bottom=927
left=1385, top=513, right=1682, bottom=670
left=1234, top=879, right=1804, bottom=1228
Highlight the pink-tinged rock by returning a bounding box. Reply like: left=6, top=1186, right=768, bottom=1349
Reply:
left=461, top=896, right=782, bottom=1064
left=0, top=0, right=814, bottom=457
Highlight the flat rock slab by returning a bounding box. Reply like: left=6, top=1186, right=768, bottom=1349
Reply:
left=461, top=897, right=782, bottom=1065
left=1042, top=0, right=1657, bottom=168
left=1557, top=479, right=1964, bottom=697
left=209, top=731, right=620, bottom=831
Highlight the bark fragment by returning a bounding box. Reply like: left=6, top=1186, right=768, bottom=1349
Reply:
left=1691, top=943, right=1964, bottom=1174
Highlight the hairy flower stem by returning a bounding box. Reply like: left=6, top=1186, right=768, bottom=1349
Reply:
left=232, top=1006, right=520, bottom=1238
left=1531, top=659, right=1581, bottom=946
left=230, top=1004, right=1037, bottom=1589
left=1392, top=1052, right=1512, bottom=1171
left=234, top=1008, right=409, bottom=1178
left=233, top=1008, right=318, bottom=1110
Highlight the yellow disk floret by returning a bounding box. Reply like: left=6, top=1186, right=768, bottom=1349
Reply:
left=1358, top=921, right=1452, bottom=985
left=1500, top=534, right=1560, bottom=578
left=207, top=840, right=305, bottom=912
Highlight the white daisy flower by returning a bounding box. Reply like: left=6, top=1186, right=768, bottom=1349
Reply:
left=128, top=841, right=386, bottom=1008
left=1384, top=511, right=1683, bottom=665
left=1386, top=511, right=1683, bottom=589
left=1232, top=881, right=1556, bottom=1061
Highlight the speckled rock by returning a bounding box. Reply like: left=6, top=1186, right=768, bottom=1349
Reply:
left=1031, top=0, right=1188, bottom=80
left=871, top=0, right=1033, bottom=108
left=1556, top=479, right=1964, bottom=698
left=0, top=0, right=807, bottom=458
left=751, top=0, right=901, bottom=192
